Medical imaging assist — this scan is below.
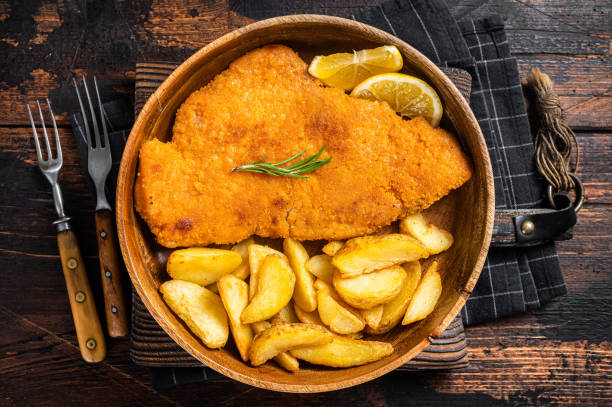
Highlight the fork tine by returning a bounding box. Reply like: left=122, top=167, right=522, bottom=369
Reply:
left=27, top=104, right=44, bottom=163
left=36, top=100, right=53, bottom=160
left=82, top=75, right=102, bottom=148
left=46, top=98, right=62, bottom=163
left=73, top=77, right=93, bottom=148
left=93, top=77, right=110, bottom=149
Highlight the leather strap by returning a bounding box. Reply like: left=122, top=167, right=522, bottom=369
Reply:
left=491, top=195, right=576, bottom=247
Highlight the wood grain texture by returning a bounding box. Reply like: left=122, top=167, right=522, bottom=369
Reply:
left=95, top=209, right=129, bottom=338
left=57, top=229, right=106, bottom=362
left=0, top=0, right=610, bottom=404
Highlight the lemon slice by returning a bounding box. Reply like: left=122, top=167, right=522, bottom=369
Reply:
left=351, top=73, right=443, bottom=127
left=308, top=45, right=403, bottom=91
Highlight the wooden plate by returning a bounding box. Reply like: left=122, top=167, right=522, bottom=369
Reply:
left=116, top=15, right=494, bottom=392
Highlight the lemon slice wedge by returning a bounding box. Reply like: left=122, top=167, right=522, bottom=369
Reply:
left=308, top=45, right=403, bottom=91
left=351, top=73, right=443, bottom=127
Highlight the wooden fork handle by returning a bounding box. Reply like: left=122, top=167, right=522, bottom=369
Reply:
left=57, top=229, right=106, bottom=362
left=95, top=210, right=129, bottom=337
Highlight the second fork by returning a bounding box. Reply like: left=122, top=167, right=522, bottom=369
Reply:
left=74, top=76, right=129, bottom=338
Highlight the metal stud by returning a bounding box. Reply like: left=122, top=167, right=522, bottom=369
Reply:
left=75, top=291, right=86, bottom=303
left=67, top=257, right=78, bottom=270
left=86, top=338, right=97, bottom=350
left=111, top=306, right=118, bottom=314
left=521, top=220, right=535, bottom=235
left=100, top=231, right=107, bottom=239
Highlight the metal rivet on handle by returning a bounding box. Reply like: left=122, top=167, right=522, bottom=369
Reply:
left=111, top=306, right=118, bottom=314
left=105, top=270, right=111, bottom=278
left=75, top=291, right=86, bottom=303
left=521, top=220, right=535, bottom=235
left=100, top=231, right=107, bottom=239
left=67, top=257, right=78, bottom=270
left=86, top=338, right=97, bottom=350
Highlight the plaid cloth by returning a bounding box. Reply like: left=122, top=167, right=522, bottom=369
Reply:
left=70, top=0, right=568, bottom=388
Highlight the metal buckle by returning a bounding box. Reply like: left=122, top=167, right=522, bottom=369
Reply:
left=547, top=173, right=584, bottom=213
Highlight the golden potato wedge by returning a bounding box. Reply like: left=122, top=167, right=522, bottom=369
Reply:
left=332, top=234, right=428, bottom=276
left=402, top=262, right=442, bottom=325
left=217, top=275, right=253, bottom=361
left=290, top=335, right=393, bottom=367
left=315, top=280, right=365, bottom=334
left=305, top=254, right=334, bottom=284
left=166, top=248, right=242, bottom=286
left=160, top=280, right=228, bottom=349
left=251, top=321, right=299, bottom=371
left=343, top=331, right=364, bottom=339
left=361, top=305, right=383, bottom=330
left=283, top=238, right=317, bottom=312
left=241, top=255, right=296, bottom=324
left=322, top=240, right=345, bottom=256
left=251, top=321, right=271, bottom=332
left=231, top=237, right=254, bottom=280
left=400, top=213, right=454, bottom=255
left=293, top=302, right=324, bottom=325
left=332, top=265, right=406, bottom=309
left=248, top=244, right=286, bottom=300
left=249, top=323, right=333, bottom=366
left=366, top=261, right=422, bottom=335
left=271, top=302, right=299, bottom=325
left=402, top=261, right=423, bottom=297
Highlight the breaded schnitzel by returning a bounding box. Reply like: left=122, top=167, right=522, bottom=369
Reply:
left=135, top=45, right=472, bottom=248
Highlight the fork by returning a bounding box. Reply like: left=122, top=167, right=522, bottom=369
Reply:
left=27, top=99, right=106, bottom=363
left=73, top=76, right=129, bottom=338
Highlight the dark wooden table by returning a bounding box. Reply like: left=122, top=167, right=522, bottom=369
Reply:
left=1, top=1, right=610, bottom=405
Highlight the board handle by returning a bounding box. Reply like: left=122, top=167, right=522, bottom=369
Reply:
left=57, top=229, right=106, bottom=362
left=95, top=210, right=129, bottom=338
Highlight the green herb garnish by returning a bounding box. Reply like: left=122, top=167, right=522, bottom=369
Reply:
left=232, top=145, right=332, bottom=178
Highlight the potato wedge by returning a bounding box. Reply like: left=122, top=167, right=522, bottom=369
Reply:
left=305, top=254, right=334, bottom=284
left=293, top=302, right=324, bottom=325
left=322, top=240, right=344, bottom=256
left=231, top=237, right=254, bottom=280
left=400, top=213, right=454, bottom=255
left=251, top=320, right=271, bottom=332
left=160, top=280, right=228, bottom=349
left=315, top=280, right=365, bottom=334
left=248, top=244, right=286, bottom=300
left=333, top=265, right=406, bottom=309
left=249, top=323, right=333, bottom=366
left=332, top=234, right=428, bottom=276
left=241, top=255, right=296, bottom=324
left=166, top=248, right=242, bottom=286
left=402, top=262, right=442, bottom=325
left=366, top=261, right=421, bottom=335
left=217, top=275, right=253, bottom=361
left=271, top=302, right=299, bottom=325
left=206, top=282, right=219, bottom=293
left=283, top=238, right=317, bottom=312
left=290, top=335, right=393, bottom=367
left=343, top=331, right=364, bottom=340
left=402, top=261, right=423, bottom=298
left=251, top=321, right=299, bottom=371
left=360, top=305, right=383, bottom=330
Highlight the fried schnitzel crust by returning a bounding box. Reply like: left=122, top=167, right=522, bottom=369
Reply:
left=135, top=45, right=472, bottom=247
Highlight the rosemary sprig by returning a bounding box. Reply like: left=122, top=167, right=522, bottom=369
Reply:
left=232, top=145, right=332, bottom=178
